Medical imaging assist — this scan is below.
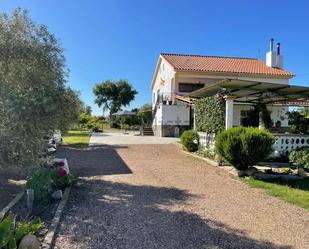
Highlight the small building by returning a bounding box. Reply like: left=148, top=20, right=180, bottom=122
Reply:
left=150, top=39, right=309, bottom=141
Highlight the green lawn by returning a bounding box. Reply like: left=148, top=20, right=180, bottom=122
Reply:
left=102, top=122, right=122, bottom=133
left=245, top=177, right=309, bottom=210
left=63, top=130, right=91, bottom=147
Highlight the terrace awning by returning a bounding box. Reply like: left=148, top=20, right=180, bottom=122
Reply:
left=188, top=79, right=309, bottom=105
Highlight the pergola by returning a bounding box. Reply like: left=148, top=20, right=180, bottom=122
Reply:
left=188, top=79, right=309, bottom=129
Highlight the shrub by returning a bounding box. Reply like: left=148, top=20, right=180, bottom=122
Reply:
left=289, top=147, right=309, bottom=169
left=0, top=214, right=43, bottom=248
left=26, top=166, right=74, bottom=204
left=25, top=168, right=54, bottom=204
left=215, top=127, right=275, bottom=171
left=49, top=168, right=75, bottom=189
left=180, top=130, right=199, bottom=152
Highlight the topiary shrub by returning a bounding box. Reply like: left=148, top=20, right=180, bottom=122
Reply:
left=180, top=130, right=199, bottom=152
left=215, top=127, right=275, bottom=171
left=289, top=147, right=309, bottom=169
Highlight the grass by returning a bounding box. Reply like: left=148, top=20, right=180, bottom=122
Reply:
left=102, top=122, right=127, bottom=133
left=245, top=177, right=309, bottom=210
left=63, top=130, right=91, bottom=147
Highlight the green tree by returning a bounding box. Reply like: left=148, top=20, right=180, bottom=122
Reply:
left=81, top=105, right=92, bottom=115
left=136, top=103, right=152, bottom=125
left=93, top=80, right=138, bottom=118
left=79, top=113, right=92, bottom=128
left=287, top=111, right=309, bottom=134
left=0, top=8, right=82, bottom=173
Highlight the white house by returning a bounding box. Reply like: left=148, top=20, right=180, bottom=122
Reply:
left=150, top=39, right=309, bottom=139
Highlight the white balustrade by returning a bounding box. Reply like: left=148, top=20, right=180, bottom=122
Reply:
left=273, top=134, right=309, bottom=156
left=198, top=132, right=309, bottom=158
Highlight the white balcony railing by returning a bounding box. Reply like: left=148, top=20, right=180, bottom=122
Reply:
left=273, top=134, right=309, bottom=155
left=198, top=132, right=309, bottom=158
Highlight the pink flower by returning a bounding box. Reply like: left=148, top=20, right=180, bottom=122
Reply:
left=58, top=161, right=65, bottom=167
left=59, top=169, right=67, bottom=176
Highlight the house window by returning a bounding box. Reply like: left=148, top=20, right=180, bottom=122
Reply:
left=178, top=83, right=204, bottom=93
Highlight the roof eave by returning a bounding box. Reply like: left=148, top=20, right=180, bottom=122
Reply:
left=174, top=69, right=295, bottom=79
left=150, top=56, right=162, bottom=90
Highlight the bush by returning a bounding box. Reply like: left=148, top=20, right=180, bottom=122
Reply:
left=49, top=167, right=75, bottom=189
left=289, top=147, right=309, bottom=169
left=0, top=214, right=43, bottom=248
left=26, top=166, right=74, bottom=204
left=180, top=130, right=199, bottom=152
left=25, top=168, right=54, bottom=204
left=215, top=127, right=275, bottom=170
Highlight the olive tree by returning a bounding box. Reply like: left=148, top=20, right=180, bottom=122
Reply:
left=93, top=79, right=138, bottom=117
left=0, top=9, right=82, bottom=173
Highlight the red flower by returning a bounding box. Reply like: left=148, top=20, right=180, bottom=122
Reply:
left=59, top=169, right=67, bottom=176
left=58, top=161, right=65, bottom=167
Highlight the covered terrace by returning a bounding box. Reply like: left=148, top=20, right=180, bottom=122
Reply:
left=187, top=79, right=309, bottom=155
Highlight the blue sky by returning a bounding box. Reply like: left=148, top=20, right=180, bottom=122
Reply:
left=2, top=0, right=309, bottom=115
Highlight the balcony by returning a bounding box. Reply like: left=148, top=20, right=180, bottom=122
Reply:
left=154, top=93, right=176, bottom=106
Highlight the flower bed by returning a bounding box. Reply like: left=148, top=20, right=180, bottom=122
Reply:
left=0, top=158, right=74, bottom=249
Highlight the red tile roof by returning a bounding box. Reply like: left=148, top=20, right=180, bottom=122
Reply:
left=161, top=53, right=294, bottom=77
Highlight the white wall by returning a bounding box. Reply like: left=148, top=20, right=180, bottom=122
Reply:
left=152, top=58, right=176, bottom=108
left=161, top=105, right=190, bottom=126
left=153, top=104, right=190, bottom=126
left=268, top=105, right=289, bottom=127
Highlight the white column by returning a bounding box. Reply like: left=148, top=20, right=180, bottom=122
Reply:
left=258, top=111, right=264, bottom=129
left=224, top=96, right=235, bottom=129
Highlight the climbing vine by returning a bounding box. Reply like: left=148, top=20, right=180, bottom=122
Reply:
left=194, top=95, right=225, bottom=134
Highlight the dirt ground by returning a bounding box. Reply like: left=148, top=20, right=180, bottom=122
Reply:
left=53, top=143, right=309, bottom=249
left=0, top=172, right=25, bottom=209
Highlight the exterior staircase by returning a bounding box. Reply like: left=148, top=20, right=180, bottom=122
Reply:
left=142, top=127, right=154, bottom=136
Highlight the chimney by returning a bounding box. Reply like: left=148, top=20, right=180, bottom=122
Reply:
left=276, top=42, right=284, bottom=68
left=266, top=39, right=284, bottom=69
left=266, top=38, right=276, bottom=67
left=277, top=42, right=280, bottom=55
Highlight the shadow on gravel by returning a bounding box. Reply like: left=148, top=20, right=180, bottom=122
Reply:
left=55, top=145, right=132, bottom=176
left=55, top=179, right=293, bottom=249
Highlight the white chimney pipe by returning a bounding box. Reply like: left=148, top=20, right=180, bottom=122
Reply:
left=266, top=38, right=276, bottom=67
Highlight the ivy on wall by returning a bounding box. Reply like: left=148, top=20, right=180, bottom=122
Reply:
left=194, top=95, right=225, bottom=134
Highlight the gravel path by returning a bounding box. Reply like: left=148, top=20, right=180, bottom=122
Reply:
left=54, top=144, right=309, bottom=249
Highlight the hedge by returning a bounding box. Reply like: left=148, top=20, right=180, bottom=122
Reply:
left=194, top=95, right=225, bottom=134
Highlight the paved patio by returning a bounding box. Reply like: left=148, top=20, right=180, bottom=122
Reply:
left=53, top=143, right=309, bottom=249
left=89, top=132, right=179, bottom=145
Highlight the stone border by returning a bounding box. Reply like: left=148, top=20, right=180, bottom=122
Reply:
left=182, top=150, right=219, bottom=167
left=182, top=149, right=307, bottom=180
left=0, top=191, right=24, bottom=221
left=41, top=186, right=71, bottom=249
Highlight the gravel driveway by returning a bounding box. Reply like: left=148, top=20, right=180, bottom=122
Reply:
left=54, top=144, right=309, bottom=249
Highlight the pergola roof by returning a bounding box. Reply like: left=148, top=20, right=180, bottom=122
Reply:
left=188, top=79, right=309, bottom=105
